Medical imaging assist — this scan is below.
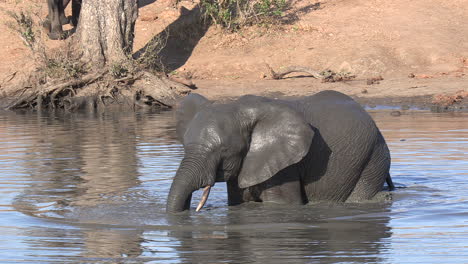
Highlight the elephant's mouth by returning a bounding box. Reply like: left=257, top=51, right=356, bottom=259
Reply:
left=196, top=185, right=212, bottom=212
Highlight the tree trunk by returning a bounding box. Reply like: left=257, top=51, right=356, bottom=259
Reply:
left=3, top=0, right=192, bottom=111
left=77, top=0, right=138, bottom=66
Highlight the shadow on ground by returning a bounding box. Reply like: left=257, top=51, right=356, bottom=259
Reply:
left=139, top=0, right=157, bottom=8
left=134, top=6, right=210, bottom=73
left=282, top=2, right=322, bottom=24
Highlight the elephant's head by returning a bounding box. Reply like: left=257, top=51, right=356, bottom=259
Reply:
left=166, top=94, right=314, bottom=213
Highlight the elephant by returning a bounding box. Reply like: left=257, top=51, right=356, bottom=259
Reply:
left=166, top=90, right=395, bottom=213
left=44, top=0, right=81, bottom=40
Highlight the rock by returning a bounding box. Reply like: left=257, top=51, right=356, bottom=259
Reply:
left=366, top=76, right=384, bottom=85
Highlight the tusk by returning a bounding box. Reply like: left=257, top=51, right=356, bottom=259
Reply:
left=196, top=186, right=211, bottom=212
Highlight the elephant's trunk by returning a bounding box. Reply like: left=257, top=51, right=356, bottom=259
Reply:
left=166, top=156, right=215, bottom=213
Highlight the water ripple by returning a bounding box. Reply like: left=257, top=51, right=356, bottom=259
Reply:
left=0, top=110, right=466, bottom=263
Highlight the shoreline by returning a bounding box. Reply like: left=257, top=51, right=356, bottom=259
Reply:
left=2, top=76, right=466, bottom=112
left=189, top=76, right=468, bottom=112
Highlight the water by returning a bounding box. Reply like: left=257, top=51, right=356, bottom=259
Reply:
left=0, top=109, right=467, bottom=263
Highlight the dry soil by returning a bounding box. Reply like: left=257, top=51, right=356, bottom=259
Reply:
left=0, top=0, right=467, bottom=109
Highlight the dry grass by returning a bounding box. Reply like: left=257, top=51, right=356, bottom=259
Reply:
left=136, top=30, right=169, bottom=72
left=200, top=0, right=290, bottom=30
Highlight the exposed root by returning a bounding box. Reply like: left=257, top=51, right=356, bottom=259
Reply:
left=266, top=64, right=324, bottom=80
left=6, top=71, right=107, bottom=110
left=133, top=72, right=192, bottom=106
left=5, top=70, right=192, bottom=111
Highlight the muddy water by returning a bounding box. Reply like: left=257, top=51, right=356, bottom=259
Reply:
left=0, top=109, right=467, bottom=263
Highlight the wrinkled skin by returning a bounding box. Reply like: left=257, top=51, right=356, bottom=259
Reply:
left=44, top=0, right=81, bottom=40
left=166, top=90, right=394, bottom=213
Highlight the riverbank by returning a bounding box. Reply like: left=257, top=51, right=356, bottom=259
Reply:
left=0, top=0, right=467, bottom=111
left=192, top=75, right=468, bottom=111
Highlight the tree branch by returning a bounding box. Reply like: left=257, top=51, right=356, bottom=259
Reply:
left=266, top=64, right=324, bottom=80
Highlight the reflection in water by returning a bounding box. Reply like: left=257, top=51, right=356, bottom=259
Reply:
left=165, top=204, right=392, bottom=263
left=17, top=111, right=141, bottom=213
left=1, top=110, right=178, bottom=262
left=0, top=110, right=467, bottom=263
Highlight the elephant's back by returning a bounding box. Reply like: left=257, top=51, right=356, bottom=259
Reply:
left=296, top=91, right=383, bottom=202
left=301, top=90, right=365, bottom=116
left=297, top=90, right=379, bottom=155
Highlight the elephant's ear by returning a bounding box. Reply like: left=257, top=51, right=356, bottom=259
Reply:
left=175, top=93, right=212, bottom=143
left=237, top=101, right=314, bottom=188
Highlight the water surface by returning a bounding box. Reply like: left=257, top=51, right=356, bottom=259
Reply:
left=0, top=109, right=467, bottom=263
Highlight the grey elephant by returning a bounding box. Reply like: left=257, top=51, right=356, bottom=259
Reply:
left=44, top=0, right=81, bottom=40
left=166, top=90, right=394, bottom=213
